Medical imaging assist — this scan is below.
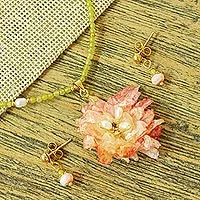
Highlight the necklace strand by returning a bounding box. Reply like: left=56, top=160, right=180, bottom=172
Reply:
left=0, top=0, right=95, bottom=109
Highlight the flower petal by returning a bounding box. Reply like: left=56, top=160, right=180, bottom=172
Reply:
left=147, top=119, right=165, bottom=134
left=81, top=110, right=103, bottom=124
left=130, top=107, right=144, bottom=120
left=139, top=135, right=161, bottom=159
left=107, top=86, right=141, bottom=108
left=82, top=97, right=106, bottom=113
left=142, top=148, right=160, bottom=159
left=125, top=121, right=147, bottom=140
left=135, top=98, right=153, bottom=109
left=83, top=135, right=96, bottom=150
left=97, top=146, right=113, bottom=165
left=78, top=86, right=164, bottom=164
left=141, top=109, right=155, bottom=125
left=148, top=125, right=162, bottom=140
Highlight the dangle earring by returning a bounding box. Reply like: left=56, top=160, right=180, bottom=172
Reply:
left=133, top=32, right=165, bottom=86
left=41, top=139, right=74, bottom=186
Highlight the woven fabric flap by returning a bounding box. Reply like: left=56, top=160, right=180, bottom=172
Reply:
left=0, top=0, right=114, bottom=114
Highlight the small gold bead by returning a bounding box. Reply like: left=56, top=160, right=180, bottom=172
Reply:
left=58, top=169, right=65, bottom=177
left=41, top=153, right=49, bottom=162
left=150, top=69, right=156, bottom=75
left=133, top=53, right=143, bottom=64
left=68, top=182, right=73, bottom=186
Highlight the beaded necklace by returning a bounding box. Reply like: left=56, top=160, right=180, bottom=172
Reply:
left=1, top=0, right=164, bottom=166
left=0, top=0, right=95, bottom=109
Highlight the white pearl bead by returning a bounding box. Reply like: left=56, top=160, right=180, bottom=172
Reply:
left=15, top=98, right=27, bottom=108
left=100, top=120, right=112, bottom=130
left=114, top=106, right=123, bottom=120
left=151, top=73, right=164, bottom=85
left=60, top=173, right=73, bottom=186
left=119, top=122, right=131, bottom=131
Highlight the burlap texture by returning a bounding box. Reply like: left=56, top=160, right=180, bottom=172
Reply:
left=0, top=0, right=114, bottom=114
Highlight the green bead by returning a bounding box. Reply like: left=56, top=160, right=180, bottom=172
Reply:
left=90, top=23, right=95, bottom=30
left=47, top=93, right=54, bottom=99
left=29, top=97, right=37, bottom=104
left=0, top=102, right=7, bottom=107
left=7, top=102, right=13, bottom=108
left=42, top=94, right=49, bottom=101
left=80, top=77, right=86, bottom=82
left=59, top=89, right=65, bottom=95
left=85, top=59, right=91, bottom=66
left=87, top=53, right=93, bottom=60
left=89, top=42, right=95, bottom=49
left=88, top=48, right=94, bottom=55
left=90, top=32, right=95, bottom=38
left=36, top=96, right=42, bottom=103
left=53, top=91, right=60, bottom=97
left=65, top=87, right=71, bottom=94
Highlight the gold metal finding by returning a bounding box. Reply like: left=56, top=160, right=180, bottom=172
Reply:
left=72, top=80, right=89, bottom=98
left=41, top=139, right=72, bottom=163
left=133, top=32, right=155, bottom=68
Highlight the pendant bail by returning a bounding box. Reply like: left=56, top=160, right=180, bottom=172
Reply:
left=72, top=80, right=89, bottom=98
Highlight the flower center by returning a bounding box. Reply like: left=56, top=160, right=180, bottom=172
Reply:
left=100, top=120, right=131, bottom=136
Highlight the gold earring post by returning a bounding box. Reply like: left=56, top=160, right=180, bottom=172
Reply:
left=48, top=139, right=72, bottom=157
left=143, top=32, right=155, bottom=48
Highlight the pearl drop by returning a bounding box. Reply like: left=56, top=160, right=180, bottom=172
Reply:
left=114, top=107, right=123, bottom=120
left=60, top=173, right=73, bottom=187
left=14, top=98, right=27, bottom=108
left=100, top=120, right=112, bottom=130
left=151, top=73, right=164, bottom=85
left=119, top=122, right=131, bottom=131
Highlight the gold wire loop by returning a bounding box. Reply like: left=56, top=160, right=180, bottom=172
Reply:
left=143, top=59, right=152, bottom=69
left=135, top=41, right=143, bottom=52
left=48, top=142, right=57, bottom=151
left=142, top=47, right=152, bottom=57
left=41, top=139, right=72, bottom=163
left=51, top=149, right=64, bottom=161
left=80, top=89, right=89, bottom=98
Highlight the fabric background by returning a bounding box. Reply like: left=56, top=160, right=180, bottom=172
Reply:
left=0, top=0, right=114, bottom=115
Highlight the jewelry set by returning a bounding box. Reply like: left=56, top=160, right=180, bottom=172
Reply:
left=1, top=0, right=166, bottom=186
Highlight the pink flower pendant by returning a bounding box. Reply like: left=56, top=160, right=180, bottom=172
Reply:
left=77, top=86, right=164, bottom=164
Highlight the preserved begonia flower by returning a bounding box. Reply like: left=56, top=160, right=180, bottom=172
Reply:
left=77, top=86, right=164, bottom=164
